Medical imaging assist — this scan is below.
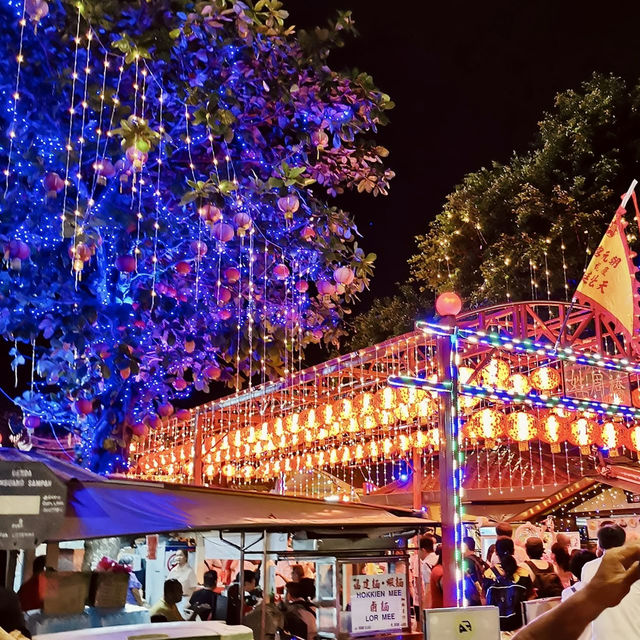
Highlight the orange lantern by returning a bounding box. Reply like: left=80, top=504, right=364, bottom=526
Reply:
left=506, top=373, right=531, bottom=396
left=321, top=403, right=333, bottom=425
left=382, top=437, right=393, bottom=457
left=398, top=434, right=412, bottom=452
left=480, top=359, right=510, bottom=387
left=359, top=414, right=377, bottom=431
left=395, top=403, right=411, bottom=423
left=626, top=425, right=640, bottom=452
left=465, top=408, right=505, bottom=447
left=530, top=367, right=561, bottom=392
left=285, top=413, right=300, bottom=433
left=354, top=443, right=365, bottom=461
left=259, top=422, right=270, bottom=440
left=329, top=448, right=339, bottom=465
left=333, top=398, right=353, bottom=421
left=354, top=392, right=375, bottom=416
left=459, top=366, right=481, bottom=410
left=506, top=412, right=537, bottom=451
left=273, top=417, right=284, bottom=436
left=369, top=439, right=380, bottom=459
left=417, top=395, right=436, bottom=425
left=340, top=446, right=352, bottom=464
left=222, top=464, right=236, bottom=478
left=246, top=426, right=257, bottom=443
left=568, top=417, right=599, bottom=455
left=632, top=388, right=640, bottom=408
left=599, top=421, right=622, bottom=451
left=346, top=417, right=359, bottom=433
left=253, top=441, right=263, bottom=457
left=329, top=421, right=341, bottom=437
left=300, top=408, right=317, bottom=431
left=374, top=386, right=397, bottom=411
left=241, top=465, right=255, bottom=480
left=425, top=428, right=440, bottom=451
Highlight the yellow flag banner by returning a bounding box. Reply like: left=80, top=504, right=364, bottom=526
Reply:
left=575, top=211, right=638, bottom=345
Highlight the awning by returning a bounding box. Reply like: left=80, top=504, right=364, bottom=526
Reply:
left=0, top=449, right=430, bottom=542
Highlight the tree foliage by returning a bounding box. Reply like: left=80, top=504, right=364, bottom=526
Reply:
left=0, top=0, right=393, bottom=470
left=409, top=74, right=640, bottom=305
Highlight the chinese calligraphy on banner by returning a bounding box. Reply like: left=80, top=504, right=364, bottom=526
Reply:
left=575, top=213, right=638, bottom=344
left=350, top=573, right=407, bottom=634
left=563, top=362, right=631, bottom=405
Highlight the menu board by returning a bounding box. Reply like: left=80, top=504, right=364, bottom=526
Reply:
left=350, top=572, right=407, bottom=634
left=586, top=516, right=640, bottom=540
left=0, top=461, right=66, bottom=548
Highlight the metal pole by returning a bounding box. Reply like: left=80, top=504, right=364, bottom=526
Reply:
left=239, top=531, right=245, bottom=625
left=411, top=448, right=423, bottom=628
left=260, top=530, right=268, bottom=640
left=193, top=411, right=203, bottom=486
left=436, top=324, right=462, bottom=608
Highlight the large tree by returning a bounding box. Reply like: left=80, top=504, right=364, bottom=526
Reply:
left=0, top=0, right=392, bottom=470
left=409, top=73, right=640, bottom=306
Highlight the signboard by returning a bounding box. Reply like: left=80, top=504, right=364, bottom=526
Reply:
left=424, top=606, right=500, bottom=640
left=586, top=515, right=640, bottom=540
left=350, top=572, right=407, bottom=634
left=563, top=362, right=631, bottom=405
left=0, top=461, right=66, bottom=548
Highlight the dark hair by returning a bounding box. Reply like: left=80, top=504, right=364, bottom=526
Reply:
left=291, top=564, right=305, bottom=578
left=434, top=547, right=443, bottom=566
left=597, top=524, right=626, bottom=550
left=525, top=537, right=544, bottom=560
left=420, top=537, right=435, bottom=552
left=164, top=578, right=182, bottom=598
left=33, top=555, right=47, bottom=573
left=463, top=536, right=476, bottom=552
left=495, top=536, right=517, bottom=578
left=551, top=542, right=571, bottom=572
left=203, top=570, right=218, bottom=588
left=299, top=577, right=315, bottom=600
left=286, top=581, right=303, bottom=599
left=243, top=569, right=257, bottom=585
left=486, top=543, right=496, bottom=563
left=569, top=550, right=597, bottom=581
left=496, top=522, right=513, bottom=538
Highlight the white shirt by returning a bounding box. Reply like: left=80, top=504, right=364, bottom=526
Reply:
left=561, top=581, right=590, bottom=640
left=581, top=555, right=640, bottom=640
left=410, top=552, right=438, bottom=608
left=168, top=562, right=198, bottom=597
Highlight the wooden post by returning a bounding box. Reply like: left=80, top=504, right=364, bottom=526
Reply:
left=412, top=447, right=422, bottom=511
left=193, top=411, right=204, bottom=486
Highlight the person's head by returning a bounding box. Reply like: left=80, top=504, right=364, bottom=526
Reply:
left=174, top=549, right=188, bottom=566
left=597, top=524, right=626, bottom=553
left=496, top=522, right=513, bottom=538
left=463, top=536, right=476, bottom=554
left=525, top=537, right=544, bottom=560
left=203, top=570, right=218, bottom=589
left=419, top=536, right=435, bottom=560
left=486, top=543, right=496, bottom=563
left=495, top=536, right=517, bottom=577
left=299, top=577, right=315, bottom=600
left=434, top=546, right=443, bottom=566
left=555, top=533, right=571, bottom=550
left=164, top=578, right=183, bottom=604
left=286, top=581, right=303, bottom=602
left=291, top=564, right=305, bottom=582
left=551, top=542, right=571, bottom=572
left=243, top=569, right=257, bottom=591
left=569, top=550, right=597, bottom=581
left=33, top=555, right=46, bottom=575
left=118, top=554, right=134, bottom=568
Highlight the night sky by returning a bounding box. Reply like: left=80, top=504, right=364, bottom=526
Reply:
left=289, top=1, right=640, bottom=304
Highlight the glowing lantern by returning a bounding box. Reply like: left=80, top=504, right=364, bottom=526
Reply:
left=222, top=464, right=236, bottom=478
left=317, top=427, right=328, bottom=440
left=530, top=367, right=561, bottom=392
left=253, top=442, right=263, bottom=457
left=417, top=396, right=436, bottom=425
left=273, top=417, right=284, bottom=436
left=369, top=440, right=379, bottom=459
left=285, top=413, right=300, bottom=433
left=220, top=436, right=229, bottom=450
left=506, top=373, right=532, bottom=396
left=359, top=415, right=377, bottom=431
left=506, top=412, right=537, bottom=451
left=480, top=359, right=510, bottom=387
left=435, top=291, right=462, bottom=316
left=539, top=413, right=569, bottom=453
left=375, top=387, right=397, bottom=411
left=233, top=430, right=242, bottom=447
left=329, top=448, right=338, bottom=465
left=346, top=417, right=359, bottom=433
left=568, top=417, right=599, bottom=455
left=340, top=446, right=352, bottom=464
left=304, top=454, right=314, bottom=469
left=354, top=444, right=365, bottom=461
left=395, top=403, right=411, bottom=423
left=459, top=367, right=481, bottom=410
left=382, top=438, right=393, bottom=457
left=333, top=398, right=353, bottom=420
left=246, top=427, right=256, bottom=444
left=316, top=450, right=326, bottom=467
left=321, top=404, right=333, bottom=425
left=599, top=421, right=621, bottom=451
left=355, top=392, right=375, bottom=416
left=627, top=426, right=640, bottom=452
left=398, top=434, right=412, bottom=452
left=329, top=421, right=341, bottom=437
left=260, top=422, right=270, bottom=440
left=465, top=408, right=504, bottom=447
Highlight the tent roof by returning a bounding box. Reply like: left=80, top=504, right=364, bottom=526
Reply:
left=0, top=449, right=430, bottom=541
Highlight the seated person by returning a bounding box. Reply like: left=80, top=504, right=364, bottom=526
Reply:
left=190, top=570, right=227, bottom=620
left=150, top=579, right=184, bottom=623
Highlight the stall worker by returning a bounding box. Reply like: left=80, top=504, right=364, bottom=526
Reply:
left=18, top=556, right=46, bottom=611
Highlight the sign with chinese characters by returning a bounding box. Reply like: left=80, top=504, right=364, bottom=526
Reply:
left=0, top=462, right=66, bottom=549
left=563, top=362, right=631, bottom=405
left=350, top=572, right=407, bottom=634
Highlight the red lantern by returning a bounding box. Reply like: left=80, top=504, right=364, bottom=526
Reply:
left=224, top=267, right=241, bottom=283
left=530, top=367, right=561, bottom=392
left=435, top=291, right=462, bottom=317
left=74, top=398, right=93, bottom=415
left=568, top=417, right=599, bottom=455
left=506, top=373, right=531, bottom=396
left=506, top=411, right=537, bottom=451
left=632, top=388, right=640, bottom=408
left=480, top=359, right=510, bottom=387
left=626, top=426, right=640, bottom=452
left=538, top=412, right=569, bottom=453
left=465, top=408, right=505, bottom=447
left=599, top=421, right=622, bottom=451
left=273, top=263, right=290, bottom=280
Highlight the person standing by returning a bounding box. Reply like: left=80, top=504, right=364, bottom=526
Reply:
left=523, top=537, right=563, bottom=598
left=18, top=556, right=46, bottom=611
left=226, top=570, right=258, bottom=625
left=490, top=522, right=529, bottom=565
left=190, top=570, right=226, bottom=621
left=551, top=543, right=575, bottom=590
left=282, top=581, right=317, bottom=640
left=168, top=549, right=198, bottom=598
left=119, top=555, right=144, bottom=606
left=579, top=524, right=640, bottom=639
left=429, top=548, right=444, bottom=609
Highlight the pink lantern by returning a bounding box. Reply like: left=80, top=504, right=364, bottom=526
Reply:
left=204, top=364, right=221, bottom=380
left=74, top=399, right=93, bottom=415
left=435, top=291, right=463, bottom=317
left=317, top=280, right=336, bottom=295
left=158, top=403, right=174, bottom=418
left=224, top=267, right=241, bottom=283
left=191, top=240, right=208, bottom=256
left=173, top=378, right=187, bottom=391
left=295, top=280, right=309, bottom=293
left=6, top=240, right=30, bottom=261
left=43, top=171, right=64, bottom=197
left=23, top=415, right=41, bottom=429
left=333, top=266, right=355, bottom=285
left=175, top=408, right=191, bottom=421
left=175, top=261, right=191, bottom=275
left=115, top=255, right=136, bottom=273
left=26, top=0, right=48, bottom=22
left=277, top=194, right=300, bottom=218
left=273, top=263, right=290, bottom=280
left=217, top=287, right=232, bottom=305
left=130, top=423, right=148, bottom=437
left=211, top=222, right=234, bottom=242
left=300, top=226, right=315, bottom=240
left=233, top=212, right=252, bottom=235
left=199, top=204, right=222, bottom=223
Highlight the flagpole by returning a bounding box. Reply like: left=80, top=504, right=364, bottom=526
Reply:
left=553, top=179, right=638, bottom=352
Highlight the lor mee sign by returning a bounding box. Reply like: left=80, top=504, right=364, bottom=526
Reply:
left=0, top=462, right=66, bottom=549
left=350, top=573, right=408, bottom=635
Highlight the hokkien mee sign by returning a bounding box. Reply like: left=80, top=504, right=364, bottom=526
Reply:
left=350, top=573, right=407, bottom=634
